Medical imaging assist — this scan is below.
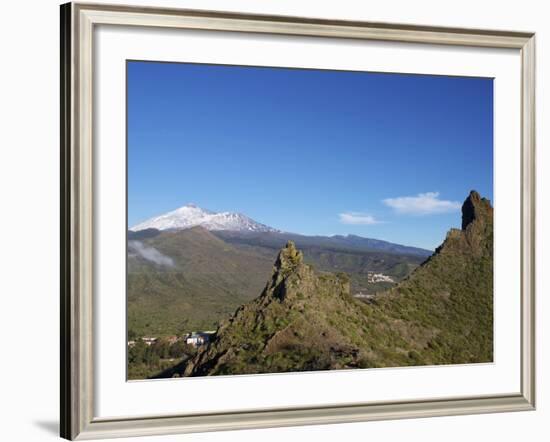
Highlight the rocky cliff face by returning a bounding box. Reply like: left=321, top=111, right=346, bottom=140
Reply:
left=180, top=191, right=494, bottom=376
left=461, top=190, right=493, bottom=230
left=435, top=190, right=493, bottom=258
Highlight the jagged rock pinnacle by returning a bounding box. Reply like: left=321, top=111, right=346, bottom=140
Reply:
left=274, top=241, right=303, bottom=273
left=461, top=190, right=492, bottom=230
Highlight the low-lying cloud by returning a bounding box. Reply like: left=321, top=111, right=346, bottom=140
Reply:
left=339, top=212, right=381, bottom=225
left=128, top=240, right=174, bottom=267
left=383, top=192, right=460, bottom=215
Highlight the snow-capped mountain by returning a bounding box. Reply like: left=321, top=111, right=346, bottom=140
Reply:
left=131, top=204, right=279, bottom=233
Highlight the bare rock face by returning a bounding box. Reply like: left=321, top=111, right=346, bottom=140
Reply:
left=462, top=190, right=493, bottom=230
left=432, top=190, right=493, bottom=259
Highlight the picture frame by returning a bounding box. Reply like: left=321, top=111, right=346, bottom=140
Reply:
left=60, top=2, right=536, bottom=440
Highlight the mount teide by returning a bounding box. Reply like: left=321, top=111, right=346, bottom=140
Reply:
left=131, top=204, right=279, bottom=233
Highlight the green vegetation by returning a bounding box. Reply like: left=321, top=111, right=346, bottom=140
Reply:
left=127, top=337, right=197, bottom=380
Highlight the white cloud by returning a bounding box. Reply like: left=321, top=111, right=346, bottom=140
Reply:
left=383, top=192, right=461, bottom=215
left=339, top=212, right=381, bottom=225
left=128, top=240, right=174, bottom=267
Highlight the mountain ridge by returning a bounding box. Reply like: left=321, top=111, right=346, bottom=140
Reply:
left=215, top=230, right=432, bottom=257
left=130, top=204, right=432, bottom=256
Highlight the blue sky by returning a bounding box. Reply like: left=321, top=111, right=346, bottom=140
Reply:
left=128, top=61, right=493, bottom=250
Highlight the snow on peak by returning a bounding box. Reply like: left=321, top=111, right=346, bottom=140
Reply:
left=131, top=204, right=279, bottom=233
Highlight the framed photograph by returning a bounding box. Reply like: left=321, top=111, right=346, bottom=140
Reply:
left=60, top=2, right=536, bottom=440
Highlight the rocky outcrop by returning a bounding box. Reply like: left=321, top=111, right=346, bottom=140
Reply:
left=462, top=190, right=493, bottom=230
left=434, top=191, right=493, bottom=259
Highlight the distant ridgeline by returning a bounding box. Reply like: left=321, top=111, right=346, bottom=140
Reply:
left=178, top=191, right=493, bottom=376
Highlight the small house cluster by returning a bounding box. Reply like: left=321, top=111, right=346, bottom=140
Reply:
left=367, top=272, right=395, bottom=283
left=184, top=331, right=216, bottom=347
left=127, top=331, right=216, bottom=348
left=142, top=337, right=157, bottom=346
left=127, top=336, right=157, bottom=348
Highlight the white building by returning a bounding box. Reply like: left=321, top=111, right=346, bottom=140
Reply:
left=186, top=334, right=206, bottom=346
left=185, top=331, right=215, bottom=347
left=367, top=272, right=395, bottom=283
